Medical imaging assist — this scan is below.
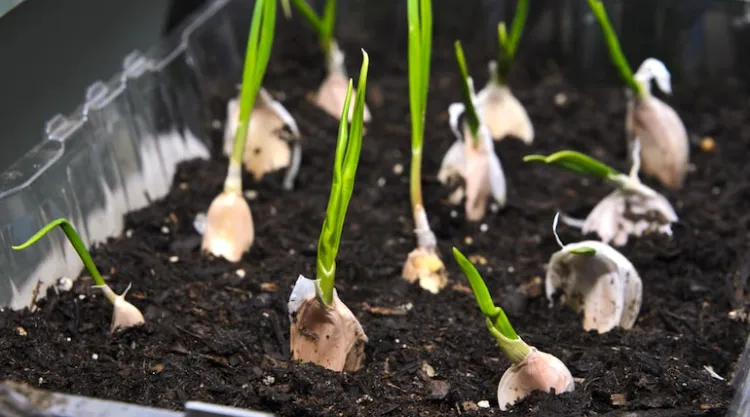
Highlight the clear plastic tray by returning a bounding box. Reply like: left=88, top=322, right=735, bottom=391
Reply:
left=0, top=0, right=747, bottom=415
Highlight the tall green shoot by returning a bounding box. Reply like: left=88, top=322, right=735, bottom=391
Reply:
left=586, top=0, right=644, bottom=97
left=495, top=0, right=529, bottom=84
left=316, top=50, right=369, bottom=306
left=289, top=0, right=336, bottom=58
left=452, top=247, right=530, bottom=364
left=226, top=0, right=277, bottom=194
left=407, top=0, right=432, bottom=211
left=454, top=41, right=480, bottom=145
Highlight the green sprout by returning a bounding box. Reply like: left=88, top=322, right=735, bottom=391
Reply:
left=452, top=247, right=531, bottom=364
left=524, top=149, right=656, bottom=197
left=316, top=50, right=369, bottom=306
left=586, top=0, right=644, bottom=97
left=454, top=40, right=481, bottom=145
left=12, top=218, right=145, bottom=331
left=495, top=0, right=529, bottom=85
left=407, top=0, right=432, bottom=213
left=226, top=0, right=276, bottom=194
left=288, top=0, right=337, bottom=59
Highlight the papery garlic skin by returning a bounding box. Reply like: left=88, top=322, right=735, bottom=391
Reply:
left=545, top=241, right=642, bottom=333
left=99, top=284, right=145, bottom=333
left=583, top=188, right=677, bottom=247
left=288, top=275, right=367, bottom=372
left=314, top=41, right=372, bottom=123
left=223, top=89, right=302, bottom=189
left=497, top=347, right=574, bottom=411
left=201, top=186, right=254, bottom=263
left=477, top=62, right=533, bottom=144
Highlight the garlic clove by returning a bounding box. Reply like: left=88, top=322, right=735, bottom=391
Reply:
left=477, top=82, right=534, bottom=144
left=98, top=284, right=145, bottom=333
left=545, top=240, right=642, bottom=333
left=497, top=347, right=574, bottom=411
left=288, top=275, right=367, bottom=372
left=201, top=190, right=254, bottom=262
left=402, top=247, right=448, bottom=294
left=626, top=94, right=689, bottom=190
left=582, top=189, right=678, bottom=247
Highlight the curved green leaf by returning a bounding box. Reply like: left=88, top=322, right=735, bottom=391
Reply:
left=12, top=218, right=106, bottom=287
left=523, top=150, right=620, bottom=180
left=496, top=0, right=529, bottom=83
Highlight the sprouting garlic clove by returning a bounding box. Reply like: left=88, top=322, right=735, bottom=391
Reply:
left=201, top=190, right=254, bottom=263
left=223, top=89, right=301, bottom=187
left=402, top=247, right=448, bottom=294
left=477, top=81, right=534, bottom=144
left=545, top=240, right=642, bottom=333
left=497, top=347, right=574, bottom=411
left=288, top=275, right=367, bottom=372
left=581, top=188, right=678, bottom=247
left=626, top=95, right=689, bottom=190
left=99, top=284, right=145, bottom=333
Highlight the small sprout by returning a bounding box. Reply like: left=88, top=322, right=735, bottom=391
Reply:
left=12, top=219, right=144, bottom=333
left=545, top=214, right=643, bottom=333
left=524, top=141, right=678, bottom=246
left=223, top=88, right=302, bottom=190
left=290, top=0, right=371, bottom=122
left=203, top=0, right=276, bottom=261
left=477, top=0, right=534, bottom=143
left=437, top=41, right=507, bottom=221
left=401, top=0, right=448, bottom=294
left=452, top=248, right=574, bottom=410
left=288, top=51, right=370, bottom=372
left=588, top=0, right=689, bottom=189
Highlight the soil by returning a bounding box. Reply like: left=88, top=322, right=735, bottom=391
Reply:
left=2, top=13, right=749, bottom=417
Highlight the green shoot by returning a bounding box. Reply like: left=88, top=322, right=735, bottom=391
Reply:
left=586, top=0, right=644, bottom=97
left=454, top=40, right=480, bottom=145
left=452, top=247, right=531, bottom=364
left=13, top=218, right=106, bottom=287
left=407, top=0, right=432, bottom=211
left=495, top=0, right=529, bottom=84
left=226, top=0, right=276, bottom=194
left=523, top=151, right=619, bottom=180
left=570, top=247, right=596, bottom=255
left=525, top=150, right=657, bottom=197
left=316, top=50, right=370, bottom=306
left=290, top=0, right=336, bottom=58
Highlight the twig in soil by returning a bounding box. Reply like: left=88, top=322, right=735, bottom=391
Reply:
left=437, top=41, right=508, bottom=222
left=544, top=213, right=643, bottom=334
left=587, top=0, right=689, bottom=190
left=452, top=247, right=574, bottom=410
left=524, top=143, right=677, bottom=247
left=477, top=0, right=534, bottom=143
left=12, top=219, right=144, bottom=333
left=401, top=0, right=449, bottom=295
left=202, top=0, right=276, bottom=263
left=288, top=51, right=370, bottom=373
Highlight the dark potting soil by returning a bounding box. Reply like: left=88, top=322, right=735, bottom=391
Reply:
left=2, top=17, right=750, bottom=417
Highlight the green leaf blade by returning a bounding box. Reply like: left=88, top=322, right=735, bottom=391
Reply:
left=454, top=40, right=480, bottom=142
left=523, top=150, right=621, bottom=179
left=12, top=218, right=106, bottom=287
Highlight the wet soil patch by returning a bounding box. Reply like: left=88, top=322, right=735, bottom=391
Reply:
left=1, top=16, right=749, bottom=417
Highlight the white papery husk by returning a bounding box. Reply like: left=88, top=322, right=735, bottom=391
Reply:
left=288, top=275, right=367, bottom=372
left=223, top=88, right=301, bottom=190
left=313, top=41, right=372, bottom=123
left=545, top=240, right=642, bottom=333
left=625, top=58, right=689, bottom=190
left=477, top=62, right=534, bottom=144
left=578, top=187, right=678, bottom=247
left=201, top=189, right=254, bottom=263
left=437, top=101, right=507, bottom=219
left=497, top=347, right=575, bottom=411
